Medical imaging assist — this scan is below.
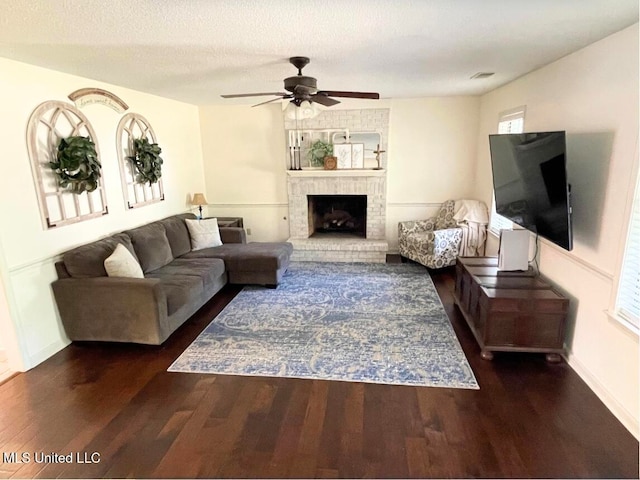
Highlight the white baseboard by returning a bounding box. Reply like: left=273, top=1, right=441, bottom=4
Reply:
left=567, top=351, right=639, bottom=439
left=26, top=339, right=70, bottom=370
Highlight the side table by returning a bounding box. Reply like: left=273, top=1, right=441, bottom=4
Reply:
left=206, top=217, right=244, bottom=228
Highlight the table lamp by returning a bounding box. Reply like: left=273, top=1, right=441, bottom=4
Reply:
left=191, top=193, right=208, bottom=219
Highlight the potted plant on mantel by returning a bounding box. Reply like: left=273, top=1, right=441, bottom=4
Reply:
left=308, top=140, right=334, bottom=169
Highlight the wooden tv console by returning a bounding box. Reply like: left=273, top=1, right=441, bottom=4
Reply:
left=453, top=257, right=568, bottom=363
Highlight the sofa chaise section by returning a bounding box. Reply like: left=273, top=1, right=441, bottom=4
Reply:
left=182, top=242, right=293, bottom=287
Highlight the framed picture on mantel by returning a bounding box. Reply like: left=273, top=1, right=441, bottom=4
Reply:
left=333, top=143, right=365, bottom=169
left=334, top=144, right=352, bottom=169
left=351, top=143, right=364, bottom=168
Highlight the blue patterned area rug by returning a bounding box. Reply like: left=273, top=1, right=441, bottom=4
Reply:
left=169, top=262, right=479, bottom=390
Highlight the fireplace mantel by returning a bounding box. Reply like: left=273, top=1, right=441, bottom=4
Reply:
left=286, top=169, right=386, bottom=178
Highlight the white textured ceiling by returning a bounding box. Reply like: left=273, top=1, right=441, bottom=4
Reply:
left=0, top=0, right=637, bottom=105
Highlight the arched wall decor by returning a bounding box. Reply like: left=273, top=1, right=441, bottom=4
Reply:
left=27, top=101, right=108, bottom=229
left=68, top=88, right=129, bottom=113
left=116, top=113, right=165, bottom=209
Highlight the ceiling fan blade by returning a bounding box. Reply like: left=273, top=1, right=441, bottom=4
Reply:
left=311, top=94, right=340, bottom=107
left=317, top=90, right=380, bottom=99
left=221, top=92, right=287, bottom=98
left=251, top=96, right=291, bottom=107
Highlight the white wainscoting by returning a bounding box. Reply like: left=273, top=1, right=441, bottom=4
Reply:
left=205, top=203, right=290, bottom=243
left=7, top=256, right=70, bottom=370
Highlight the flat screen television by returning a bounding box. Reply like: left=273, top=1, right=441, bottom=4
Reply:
left=489, top=131, right=573, bottom=251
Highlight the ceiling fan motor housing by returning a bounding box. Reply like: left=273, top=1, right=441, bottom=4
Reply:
left=284, top=75, right=317, bottom=94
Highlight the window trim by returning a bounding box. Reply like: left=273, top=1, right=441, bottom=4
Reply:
left=609, top=147, right=640, bottom=336
left=489, top=106, right=527, bottom=235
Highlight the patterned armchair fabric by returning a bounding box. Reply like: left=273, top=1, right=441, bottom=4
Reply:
left=398, top=200, right=463, bottom=269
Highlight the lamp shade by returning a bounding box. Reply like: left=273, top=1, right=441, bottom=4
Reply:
left=191, top=193, right=208, bottom=206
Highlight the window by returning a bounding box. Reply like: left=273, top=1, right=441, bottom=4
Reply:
left=489, top=195, right=513, bottom=234
left=489, top=106, right=526, bottom=234
left=497, top=109, right=525, bottom=133
left=615, top=171, right=640, bottom=334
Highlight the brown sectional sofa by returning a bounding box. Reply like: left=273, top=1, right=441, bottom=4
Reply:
left=52, top=213, right=293, bottom=345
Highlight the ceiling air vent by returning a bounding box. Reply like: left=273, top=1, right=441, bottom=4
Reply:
left=470, top=72, right=495, bottom=79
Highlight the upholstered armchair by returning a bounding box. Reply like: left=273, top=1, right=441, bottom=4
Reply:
left=398, top=200, right=463, bottom=269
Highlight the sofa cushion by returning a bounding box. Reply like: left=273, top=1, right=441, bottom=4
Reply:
left=159, top=214, right=194, bottom=258
left=143, top=273, right=203, bottom=316
left=228, top=242, right=293, bottom=271
left=180, top=243, right=248, bottom=262
left=147, top=258, right=226, bottom=290
left=182, top=242, right=293, bottom=272
left=104, top=243, right=144, bottom=278
left=125, top=222, right=173, bottom=273
left=63, top=233, right=139, bottom=278
left=185, top=218, right=222, bottom=250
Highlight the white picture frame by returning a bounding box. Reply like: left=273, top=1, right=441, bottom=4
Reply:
left=351, top=143, right=365, bottom=168
left=334, top=144, right=352, bottom=169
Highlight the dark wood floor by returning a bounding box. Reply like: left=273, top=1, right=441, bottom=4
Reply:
left=0, top=265, right=637, bottom=479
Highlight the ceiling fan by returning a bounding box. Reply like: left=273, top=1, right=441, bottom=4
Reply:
left=221, top=56, right=380, bottom=108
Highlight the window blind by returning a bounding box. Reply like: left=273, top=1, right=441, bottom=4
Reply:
left=616, top=175, right=640, bottom=332
left=498, top=115, right=524, bottom=134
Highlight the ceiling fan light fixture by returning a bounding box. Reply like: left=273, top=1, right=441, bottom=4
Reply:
left=284, top=99, right=320, bottom=120
left=299, top=100, right=317, bottom=119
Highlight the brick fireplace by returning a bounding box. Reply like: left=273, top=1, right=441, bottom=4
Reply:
left=286, top=170, right=388, bottom=262
left=284, top=107, right=390, bottom=262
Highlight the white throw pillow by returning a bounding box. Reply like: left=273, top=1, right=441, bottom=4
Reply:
left=185, top=218, right=223, bottom=251
left=104, top=243, right=144, bottom=278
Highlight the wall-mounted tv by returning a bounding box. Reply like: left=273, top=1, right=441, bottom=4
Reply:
left=489, top=131, right=573, bottom=251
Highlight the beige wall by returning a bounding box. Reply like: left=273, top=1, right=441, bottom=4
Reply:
left=198, top=104, right=290, bottom=241
left=0, top=58, right=205, bottom=369
left=386, top=97, right=480, bottom=248
left=474, top=24, right=639, bottom=436
left=199, top=97, right=481, bottom=250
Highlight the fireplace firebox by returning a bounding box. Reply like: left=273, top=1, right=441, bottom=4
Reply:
left=308, top=195, right=367, bottom=238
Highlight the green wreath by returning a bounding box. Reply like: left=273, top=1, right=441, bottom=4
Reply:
left=128, top=138, right=163, bottom=185
left=308, top=140, right=333, bottom=167
left=49, top=136, right=101, bottom=194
